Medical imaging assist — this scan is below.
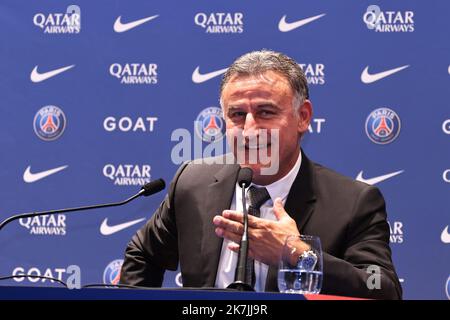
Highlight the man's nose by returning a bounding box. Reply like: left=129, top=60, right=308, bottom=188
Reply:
left=242, top=113, right=258, bottom=138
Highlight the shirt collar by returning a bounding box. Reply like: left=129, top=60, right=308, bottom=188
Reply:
left=252, top=151, right=302, bottom=204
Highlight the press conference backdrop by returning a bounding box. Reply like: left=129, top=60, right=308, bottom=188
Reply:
left=0, top=0, right=448, bottom=300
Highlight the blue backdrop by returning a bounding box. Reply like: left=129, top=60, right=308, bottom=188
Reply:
left=0, top=0, right=449, bottom=299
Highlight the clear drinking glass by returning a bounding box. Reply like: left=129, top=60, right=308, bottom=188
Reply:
left=278, top=235, right=323, bottom=294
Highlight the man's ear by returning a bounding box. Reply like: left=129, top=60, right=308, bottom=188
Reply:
left=296, top=100, right=313, bottom=133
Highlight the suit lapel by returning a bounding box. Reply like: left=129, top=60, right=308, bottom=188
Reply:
left=284, top=151, right=316, bottom=232
left=201, top=164, right=240, bottom=287
left=265, top=150, right=317, bottom=291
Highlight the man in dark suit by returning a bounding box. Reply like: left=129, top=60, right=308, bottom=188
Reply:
left=120, top=50, right=402, bottom=299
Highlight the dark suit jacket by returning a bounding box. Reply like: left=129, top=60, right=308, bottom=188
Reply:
left=120, top=151, right=402, bottom=299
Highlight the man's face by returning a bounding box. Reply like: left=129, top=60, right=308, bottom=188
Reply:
left=221, top=70, right=312, bottom=185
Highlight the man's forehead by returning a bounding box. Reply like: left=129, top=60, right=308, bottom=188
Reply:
left=226, top=70, right=289, bottom=86
left=223, top=71, right=292, bottom=97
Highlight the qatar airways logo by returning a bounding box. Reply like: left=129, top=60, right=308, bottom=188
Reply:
left=388, top=220, right=404, bottom=244
left=109, top=63, right=158, bottom=85
left=299, top=63, right=326, bottom=85
left=194, top=12, right=244, bottom=33
left=103, top=164, right=151, bottom=186
left=19, top=214, right=66, bottom=236
left=33, top=5, right=81, bottom=34
left=363, top=5, right=414, bottom=33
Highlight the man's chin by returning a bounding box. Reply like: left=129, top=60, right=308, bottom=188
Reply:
left=240, top=163, right=279, bottom=182
left=240, top=163, right=260, bottom=172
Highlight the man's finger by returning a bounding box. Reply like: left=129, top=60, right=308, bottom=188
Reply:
left=273, top=197, right=288, bottom=220
left=227, top=242, right=256, bottom=260
left=216, top=227, right=242, bottom=243
left=213, top=216, right=244, bottom=234
left=228, top=242, right=240, bottom=252
left=223, top=209, right=264, bottom=229
left=222, top=210, right=244, bottom=223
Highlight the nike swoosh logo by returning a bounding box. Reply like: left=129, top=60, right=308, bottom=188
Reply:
left=278, top=13, right=326, bottom=32
left=361, top=65, right=409, bottom=84
left=23, top=165, right=68, bottom=183
left=441, top=226, right=450, bottom=244
left=30, top=65, right=75, bottom=83
left=356, top=170, right=404, bottom=185
left=113, top=15, right=159, bottom=33
left=100, top=217, right=145, bottom=236
left=192, top=66, right=228, bottom=83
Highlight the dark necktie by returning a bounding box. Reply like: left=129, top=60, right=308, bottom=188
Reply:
left=246, top=186, right=271, bottom=287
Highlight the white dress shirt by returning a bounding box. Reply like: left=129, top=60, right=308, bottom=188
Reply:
left=215, top=151, right=302, bottom=291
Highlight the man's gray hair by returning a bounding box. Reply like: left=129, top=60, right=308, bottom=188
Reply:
left=219, top=49, right=309, bottom=109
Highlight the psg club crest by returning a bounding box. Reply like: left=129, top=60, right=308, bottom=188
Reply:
left=365, top=107, right=401, bottom=144
left=103, top=259, right=123, bottom=285
left=195, top=107, right=226, bottom=142
left=33, top=105, right=67, bottom=141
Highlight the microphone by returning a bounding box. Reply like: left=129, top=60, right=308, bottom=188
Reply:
left=0, top=179, right=165, bottom=231
left=140, top=179, right=165, bottom=197
left=227, top=167, right=254, bottom=291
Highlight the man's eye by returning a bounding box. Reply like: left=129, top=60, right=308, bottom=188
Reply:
left=230, top=112, right=246, bottom=118
left=260, top=110, right=275, bottom=116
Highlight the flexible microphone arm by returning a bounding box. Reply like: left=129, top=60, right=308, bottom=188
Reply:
left=227, top=168, right=254, bottom=291
left=0, top=179, right=165, bottom=231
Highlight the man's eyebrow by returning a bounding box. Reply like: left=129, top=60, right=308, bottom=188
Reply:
left=227, top=102, right=280, bottom=111
left=255, top=103, right=280, bottom=110
left=227, top=106, right=244, bottom=111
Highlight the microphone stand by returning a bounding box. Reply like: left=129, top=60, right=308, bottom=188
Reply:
left=227, top=181, right=254, bottom=291
left=0, top=180, right=164, bottom=231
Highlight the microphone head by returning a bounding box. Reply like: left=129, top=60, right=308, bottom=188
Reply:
left=141, top=179, right=165, bottom=197
left=237, top=167, right=253, bottom=188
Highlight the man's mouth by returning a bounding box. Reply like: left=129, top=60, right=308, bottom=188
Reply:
left=244, top=144, right=271, bottom=150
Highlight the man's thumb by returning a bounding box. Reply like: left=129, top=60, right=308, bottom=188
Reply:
left=273, top=197, right=287, bottom=220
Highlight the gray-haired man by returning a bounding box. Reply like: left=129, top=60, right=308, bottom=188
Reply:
left=120, top=50, right=402, bottom=299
